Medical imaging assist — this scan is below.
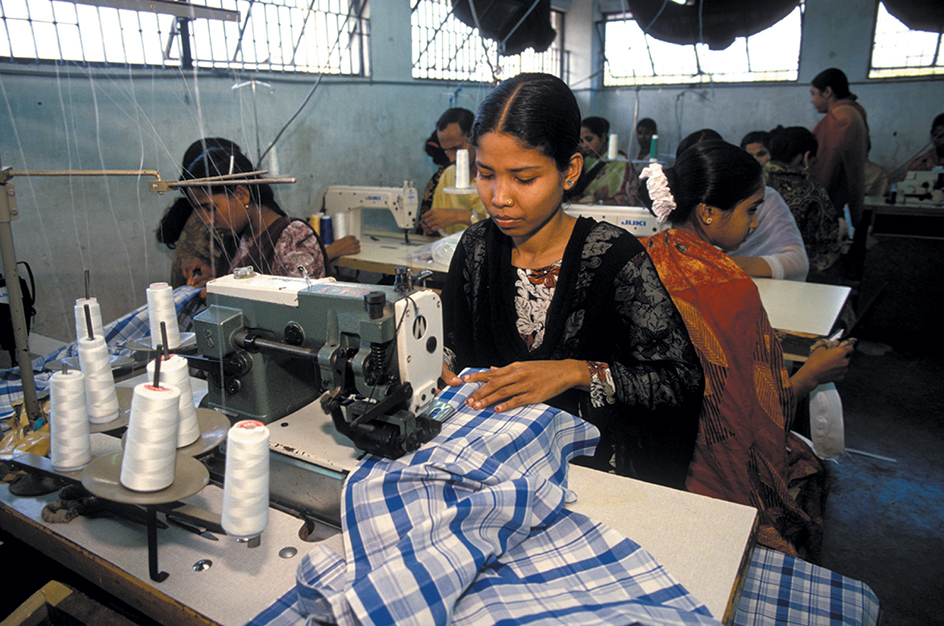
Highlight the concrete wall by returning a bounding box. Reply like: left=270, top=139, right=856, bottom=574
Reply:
left=0, top=0, right=499, bottom=342
left=0, top=0, right=940, bottom=343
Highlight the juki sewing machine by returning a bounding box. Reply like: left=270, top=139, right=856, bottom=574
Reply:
left=324, top=182, right=420, bottom=242
left=563, top=203, right=668, bottom=238
left=190, top=267, right=444, bottom=460
left=897, top=170, right=944, bottom=205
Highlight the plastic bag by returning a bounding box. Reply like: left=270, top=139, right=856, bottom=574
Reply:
left=808, top=383, right=845, bottom=460
left=407, top=231, right=463, bottom=267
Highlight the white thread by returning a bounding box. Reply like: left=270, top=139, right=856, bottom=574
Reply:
left=147, top=282, right=181, bottom=349
left=50, top=370, right=91, bottom=471
left=222, top=420, right=270, bottom=539
left=333, top=212, right=348, bottom=240
left=147, top=355, right=200, bottom=447
left=456, top=149, right=470, bottom=188
left=268, top=146, right=279, bottom=176
left=608, top=133, right=619, bottom=160
left=74, top=298, right=104, bottom=341
left=77, top=336, right=119, bottom=424
left=120, top=383, right=181, bottom=492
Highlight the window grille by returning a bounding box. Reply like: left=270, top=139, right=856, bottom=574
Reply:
left=602, top=4, right=803, bottom=86
left=410, top=0, right=565, bottom=83
left=0, top=0, right=369, bottom=74
left=869, top=2, right=943, bottom=79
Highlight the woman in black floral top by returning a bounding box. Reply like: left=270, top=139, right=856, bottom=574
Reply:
left=440, top=73, right=704, bottom=488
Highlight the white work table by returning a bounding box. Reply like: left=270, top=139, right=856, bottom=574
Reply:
left=3, top=385, right=758, bottom=626
left=752, top=277, right=850, bottom=337
left=2, top=455, right=755, bottom=626
left=1, top=477, right=315, bottom=626
left=333, top=231, right=450, bottom=281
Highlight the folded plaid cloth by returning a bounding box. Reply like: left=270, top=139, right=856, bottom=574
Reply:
left=734, top=547, right=879, bottom=626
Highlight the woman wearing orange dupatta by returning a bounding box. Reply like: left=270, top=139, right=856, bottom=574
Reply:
left=639, top=141, right=855, bottom=560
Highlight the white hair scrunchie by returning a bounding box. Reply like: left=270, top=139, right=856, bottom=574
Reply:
left=640, top=163, right=676, bottom=223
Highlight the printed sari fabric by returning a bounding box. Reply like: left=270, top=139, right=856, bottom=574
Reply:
left=642, top=229, right=828, bottom=560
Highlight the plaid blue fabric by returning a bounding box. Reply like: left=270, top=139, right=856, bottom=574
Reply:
left=249, top=374, right=880, bottom=626
left=734, top=547, right=879, bottom=626
left=252, top=374, right=721, bottom=626
left=0, top=286, right=203, bottom=419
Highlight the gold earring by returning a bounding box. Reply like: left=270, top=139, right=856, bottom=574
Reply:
left=705, top=218, right=713, bottom=225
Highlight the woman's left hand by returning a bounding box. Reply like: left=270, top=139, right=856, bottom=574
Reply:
left=461, top=360, right=590, bottom=413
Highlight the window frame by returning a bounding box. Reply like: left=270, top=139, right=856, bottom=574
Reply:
left=0, top=0, right=371, bottom=76
left=410, top=0, right=567, bottom=83
left=600, top=3, right=805, bottom=87
left=868, top=1, right=944, bottom=79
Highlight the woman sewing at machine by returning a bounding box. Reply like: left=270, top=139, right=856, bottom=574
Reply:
left=182, top=145, right=329, bottom=280
left=638, top=140, right=854, bottom=559
left=439, top=73, right=704, bottom=489
left=156, top=138, right=241, bottom=288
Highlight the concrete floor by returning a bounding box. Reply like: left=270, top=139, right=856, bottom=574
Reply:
left=807, top=228, right=944, bottom=625
left=819, top=339, right=944, bottom=626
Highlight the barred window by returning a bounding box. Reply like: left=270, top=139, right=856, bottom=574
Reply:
left=602, top=4, right=803, bottom=86
left=411, top=0, right=565, bottom=82
left=0, top=0, right=369, bottom=74
left=869, top=2, right=943, bottom=79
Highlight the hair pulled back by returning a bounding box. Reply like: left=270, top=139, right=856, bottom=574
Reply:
left=156, top=137, right=243, bottom=247
left=640, top=140, right=763, bottom=224
left=581, top=116, right=610, bottom=138
left=675, top=129, right=723, bottom=159
left=436, top=108, right=475, bottom=135
left=931, top=112, right=944, bottom=131
left=470, top=73, right=581, bottom=171
left=768, top=126, right=818, bottom=163
left=739, top=130, right=770, bottom=150
left=811, top=68, right=852, bottom=99
left=637, top=117, right=657, bottom=132
left=182, top=145, right=285, bottom=217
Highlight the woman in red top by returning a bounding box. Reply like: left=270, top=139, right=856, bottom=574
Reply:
left=640, top=141, right=855, bottom=559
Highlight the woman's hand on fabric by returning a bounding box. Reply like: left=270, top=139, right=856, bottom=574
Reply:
left=461, top=360, right=590, bottom=413
left=326, top=235, right=361, bottom=262
left=439, top=363, right=463, bottom=392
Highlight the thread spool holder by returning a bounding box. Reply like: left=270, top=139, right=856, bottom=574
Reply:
left=81, top=451, right=209, bottom=582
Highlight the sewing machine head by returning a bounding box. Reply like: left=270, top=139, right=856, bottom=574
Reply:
left=563, top=203, right=668, bottom=238
left=898, top=170, right=944, bottom=205
left=323, top=182, right=419, bottom=238
left=191, top=269, right=443, bottom=458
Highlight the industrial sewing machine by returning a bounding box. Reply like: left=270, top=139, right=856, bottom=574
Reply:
left=324, top=182, right=420, bottom=241
left=563, top=203, right=668, bottom=238
left=897, top=170, right=944, bottom=205
left=190, top=268, right=444, bottom=460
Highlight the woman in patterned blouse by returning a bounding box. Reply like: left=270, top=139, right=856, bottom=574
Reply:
left=183, top=145, right=328, bottom=280
left=439, top=73, right=704, bottom=489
